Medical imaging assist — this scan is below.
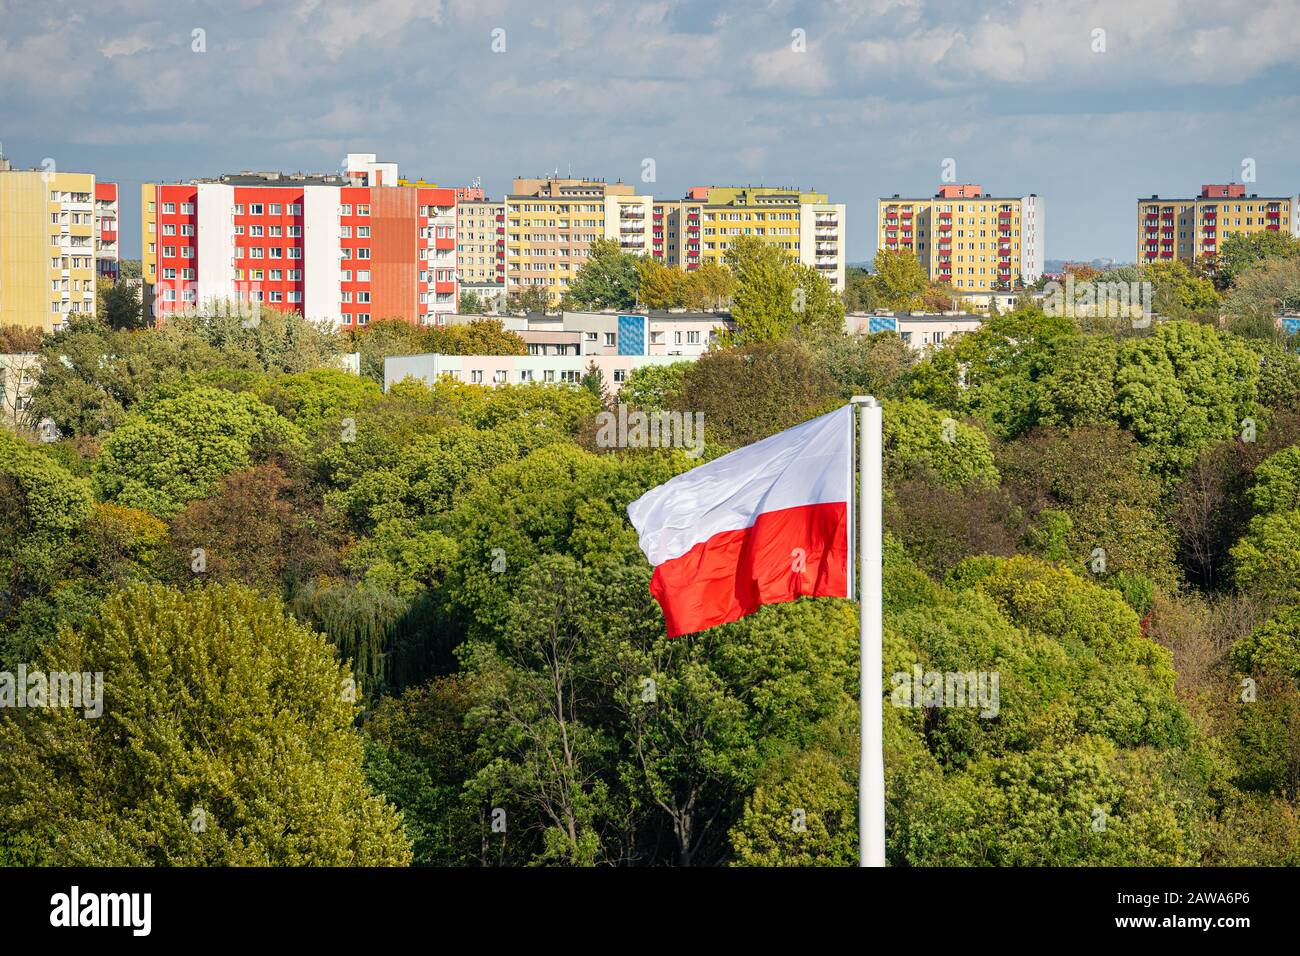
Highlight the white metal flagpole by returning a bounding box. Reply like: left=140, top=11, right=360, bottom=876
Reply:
left=852, top=396, right=886, bottom=867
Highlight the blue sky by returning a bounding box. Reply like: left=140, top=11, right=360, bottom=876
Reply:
left=2, top=0, right=1297, bottom=263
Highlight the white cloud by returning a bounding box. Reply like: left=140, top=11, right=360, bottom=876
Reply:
left=749, top=44, right=832, bottom=94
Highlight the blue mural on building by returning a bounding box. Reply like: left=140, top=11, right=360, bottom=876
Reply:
left=618, top=315, right=648, bottom=356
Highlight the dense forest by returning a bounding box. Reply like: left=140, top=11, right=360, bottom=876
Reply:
left=3, top=233, right=1300, bottom=866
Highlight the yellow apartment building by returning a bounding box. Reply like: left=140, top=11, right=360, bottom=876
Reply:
left=504, top=177, right=650, bottom=305
left=0, top=157, right=107, bottom=331
left=693, top=186, right=846, bottom=291
left=1137, top=184, right=1298, bottom=266
left=877, top=184, right=1044, bottom=292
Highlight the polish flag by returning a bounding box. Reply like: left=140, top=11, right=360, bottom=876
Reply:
left=627, top=405, right=853, bottom=638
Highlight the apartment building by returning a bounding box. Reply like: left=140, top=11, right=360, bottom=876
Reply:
left=384, top=351, right=690, bottom=394
left=457, top=198, right=505, bottom=285
left=95, top=182, right=120, bottom=282
left=1137, top=184, right=1298, bottom=266
left=504, top=177, right=650, bottom=306
left=0, top=155, right=120, bottom=330
left=688, top=186, right=846, bottom=291
left=877, top=184, right=1044, bottom=292
left=651, top=187, right=708, bottom=270
left=443, top=309, right=731, bottom=357
left=141, top=152, right=458, bottom=328
left=846, top=311, right=983, bottom=351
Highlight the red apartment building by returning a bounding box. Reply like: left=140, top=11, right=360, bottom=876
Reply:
left=141, top=152, right=458, bottom=328
left=651, top=186, right=707, bottom=271
left=94, top=182, right=120, bottom=282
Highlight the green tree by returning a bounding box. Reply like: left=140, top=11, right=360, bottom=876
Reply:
left=1224, top=256, right=1300, bottom=324
left=0, top=429, right=95, bottom=540
left=564, top=238, right=640, bottom=311
left=259, top=367, right=382, bottom=436
left=618, top=361, right=689, bottom=411
left=94, top=386, right=304, bottom=517
left=459, top=555, right=615, bottom=865
left=870, top=248, right=929, bottom=311
left=426, top=318, right=528, bottom=357
left=636, top=257, right=689, bottom=309
left=458, top=290, right=485, bottom=314
left=1232, top=509, right=1300, bottom=601
left=843, top=266, right=877, bottom=313
left=813, top=331, right=914, bottom=401
left=676, top=340, right=837, bottom=448
left=1232, top=605, right=1300, bottom=684
left=0, top=583, right=411, bottom=865
left=344, top=318, right=428, bottom=383
left=1113, top=321, right=1258, bottom=478
left=729, top=748, right=856, bottom=866
left=883, top=397, right=999, bottom=489
left=908, top=305, right=1079, bottom=440
left=363, top=677, right=483, bottom=865
left=95, top=277, right=144, bottom=331
left=998, top=424, right=1178, bottom=585
left=160, top=307, right=340, bottom=374
left=723, top=235, right=845, bottom=344
left=1213, top=231, right=1300, bottom=290
left=507, top=286, right=551, bottom=314
left=1142, top=259, right=1220, bottom=320
left=690, top=261, right=737, bottom=311
left=29, top=318, right=227, bottom=436
left=581, top=360, right=609, bottom=407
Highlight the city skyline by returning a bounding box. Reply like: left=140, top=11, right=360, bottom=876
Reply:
left=2, top=0, right=1297, bottom=264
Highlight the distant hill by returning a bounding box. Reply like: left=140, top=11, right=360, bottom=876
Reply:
left=1045, top=258, right=1135, bottom=272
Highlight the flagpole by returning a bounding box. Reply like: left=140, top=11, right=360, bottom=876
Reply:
left=852, top=396, right=885, bottom=867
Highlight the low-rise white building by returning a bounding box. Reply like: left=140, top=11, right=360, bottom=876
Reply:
left=847, top=311, right=983, bottom=350
left=384, top=352, right=693, bottom=395
left=441, top=309, right=733, bottom=357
